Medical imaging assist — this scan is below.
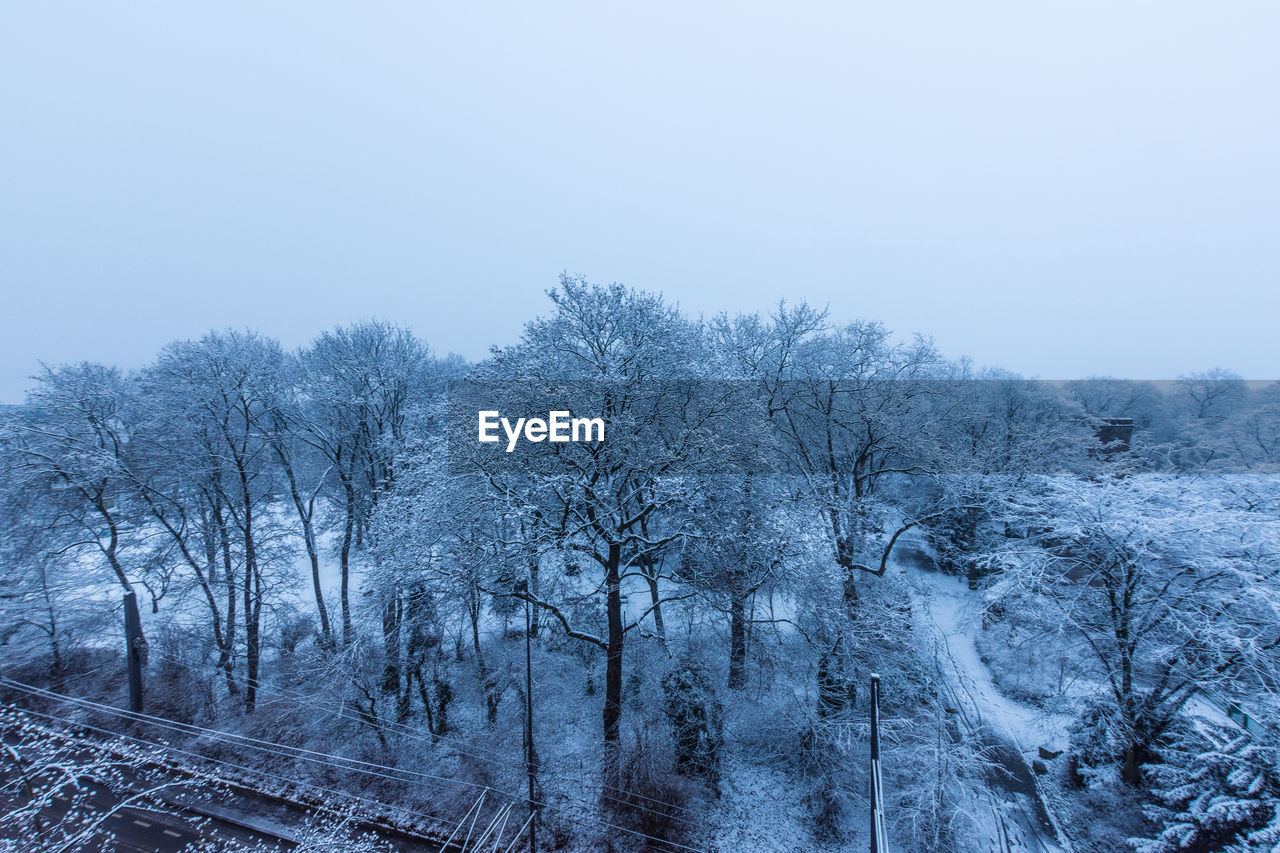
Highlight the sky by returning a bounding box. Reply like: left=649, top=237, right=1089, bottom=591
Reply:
left=2, top=2, right=1278, bottom=402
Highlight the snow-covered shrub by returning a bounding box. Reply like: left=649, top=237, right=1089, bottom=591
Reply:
left=881, top=694, right=991, bottom=852
left=784, top=702, right=858, bottom=843
left=151, top=655, right=216, bottom=725
left=279, top=612, right=315, bottom=657
left=1066, top=694, right=1175, bottom=789
left=988, top=475, right=1280, bottom=785
left=816, top=639, right=857, bottom=718
left=928, top=502, right=988, bottom=583
left=661, top=657, right=723, bottom=788
left=1067, top=698, right=1130, bottom=786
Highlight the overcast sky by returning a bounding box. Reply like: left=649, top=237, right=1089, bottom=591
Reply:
left=2, top=2, right=1277, bottom=401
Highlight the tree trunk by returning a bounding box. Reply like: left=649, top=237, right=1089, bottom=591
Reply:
left=243, top=559, right=259, bottom=713
left=240, top=465, right=260, bottom=714
left=1122, top=742, right=1142, bottom=785
left=305, top=532, right=331, bottom=646
left=728, top=593, right=747, bottom=690
left=603, top=542, right=624, bottom=793
left=382, top=592, right=402, bottom=699
left=275, top=441, right=332, bottom=646
left=93, top=493, right=134, bottom=595
left=636, top=510, right=665, bottom=646
left=37, top=563, right=63, bottom=679
left=176, top=518, right=233, bottom=699
left=470, top=587, right=486, bottom=674
left=340, top=476, right=356, bottom=645
left=296, top=508, right=329, bottom=646
left=217, top=508, right=240, bottom=696
left=645, top=564, right=666, bottom=647
left=529, top=559, right=541, bottom=639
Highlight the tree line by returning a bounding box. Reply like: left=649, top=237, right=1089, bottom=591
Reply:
left=2, top=276, right=1277, bottom=849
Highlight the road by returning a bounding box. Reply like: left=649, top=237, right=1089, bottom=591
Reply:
left=2, top=777, right=295, bottom=851
left=897, top=540, right=1069, bottom=853
left=0, top=714, right=468, bottom=852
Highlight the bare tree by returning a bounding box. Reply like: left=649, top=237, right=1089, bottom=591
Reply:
left=679, top=473, right=795, bottom=689
left=299, top=321, right=435, bottom=647
left=146, top=331, right=287, bottom=712
left=9, top=364, right=141, bottom=596
left=716, top=305, right=943, bottom=605
left=476, top=277, right=728, bottom=790
left=264, top=355, right=334, bottom=647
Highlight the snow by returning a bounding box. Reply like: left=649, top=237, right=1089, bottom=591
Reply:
left=712, top=758, right=857, bottom=853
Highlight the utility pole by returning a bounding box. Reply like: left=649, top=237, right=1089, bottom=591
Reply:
left=869, top=672, right=888, bottom=853
left=515, top=580, right=538, bottom=853
left=123, top=591, right=147, bottom=713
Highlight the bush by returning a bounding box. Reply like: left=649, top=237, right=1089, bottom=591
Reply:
left=661, top=657, right=723, bottom=789
left=1067, top=698, right=1128, bottom=786
left=607, top=731, right=701, bottom=848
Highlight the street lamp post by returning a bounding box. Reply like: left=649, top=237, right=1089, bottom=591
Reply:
left=870, top=672, right=888, bottom=853
left=515, top=580, right=538, bottom=853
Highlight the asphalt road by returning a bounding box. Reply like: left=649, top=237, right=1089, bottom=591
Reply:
left=1, top=715, right=469, bottom=853
left=1, top=719, right=295, bottom=852
left=4, top=780, right=295, bottom=852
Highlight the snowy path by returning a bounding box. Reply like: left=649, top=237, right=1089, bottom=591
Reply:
left=897, top=542, right=1069, bottom=853
left=911, top=567, right=1072, bottom=759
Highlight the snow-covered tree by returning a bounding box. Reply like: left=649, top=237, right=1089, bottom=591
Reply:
left=1133, top=723, right=1279, bottom=853
left=142, top=330, right=289, bottom=712
left=715, top=304, right=944, bottom=603
left=988, top=476, right=1280, bottom=784
left=7, top=364, right=142, bottom=597
left=678, top=472, right=797, bottom=689
left=299, top=321, right=438, bottom=647
left=473, top=277, right=735, bottom=790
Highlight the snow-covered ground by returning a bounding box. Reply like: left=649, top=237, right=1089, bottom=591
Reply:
left=712, top=758, right=858, bottom=853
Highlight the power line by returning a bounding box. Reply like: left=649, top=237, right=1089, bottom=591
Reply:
left=149, top=651, right=515, bottom=764
left=242, top=661, right=511, bottom=759
left=600, top=779, right=701, bottom=818
left=599, top=790, right=702, bottom=830
left=146, top=651, right=704, bottom=831
left=17, top=695, right=705, bottom=853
